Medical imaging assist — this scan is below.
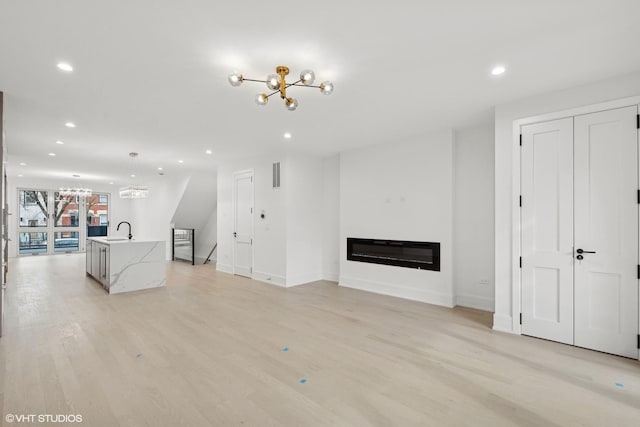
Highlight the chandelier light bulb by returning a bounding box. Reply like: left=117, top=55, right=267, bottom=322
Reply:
left=228, top=71, right=244, bottom=87
left=255, top=93, right=269, bottom=105
left=300, top=69, right=315, bottom=85
left=266, top=74, right=280, bottom=90
left=319, top=81, right=334, bottom=95
left=285, top=97, right=298, bottom=111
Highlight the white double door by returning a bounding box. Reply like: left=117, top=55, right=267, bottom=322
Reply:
left=521, top=106, right=639, bottom=358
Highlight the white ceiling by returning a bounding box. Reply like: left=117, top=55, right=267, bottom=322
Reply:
left=1, top=0, right=639, bottom=185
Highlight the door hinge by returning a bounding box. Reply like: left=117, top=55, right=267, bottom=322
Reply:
left=637, top=189, right=639, bottom=204
left=637, top=265, right=640, bottom=280
left=519, top=195, right=522, bottom=207
left=519, top=134, right=522, bottom=146
left=636, top=114, right=639, bottom=129
left=637, top=334, right=640, bottom=349
left=519, top=313, right=523, bottom=325
left=519, top=257, right=522, bottom=268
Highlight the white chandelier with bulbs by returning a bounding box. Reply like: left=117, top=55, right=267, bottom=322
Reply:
left=119, top=185, right=149, bottom=199
left=59, top=187, right=92, bottom=197
left=119, top=152, right=149, bottom=199
left=228, top=65, right=334, bottom=111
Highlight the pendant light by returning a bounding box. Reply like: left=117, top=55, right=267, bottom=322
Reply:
left=119, top=152, right=149, bottom=199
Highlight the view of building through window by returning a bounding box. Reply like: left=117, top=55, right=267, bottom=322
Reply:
left=86, top=193, right=109, bottom=237
left=18, top=189, right=110, bottom=255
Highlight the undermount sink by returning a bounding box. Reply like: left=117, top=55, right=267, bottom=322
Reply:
left=105, top=237, right=130, bottom=241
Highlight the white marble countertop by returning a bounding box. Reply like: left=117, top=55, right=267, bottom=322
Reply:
left=88, top=237, right=164, bottom=245
left=87, top=237, right=166, bottom=294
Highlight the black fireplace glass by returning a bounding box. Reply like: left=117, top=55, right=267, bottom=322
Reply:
left=346, top=238, right=440, bottom=271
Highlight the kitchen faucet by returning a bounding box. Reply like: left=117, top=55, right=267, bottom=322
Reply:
left=117, top=221, right=133, bottom=240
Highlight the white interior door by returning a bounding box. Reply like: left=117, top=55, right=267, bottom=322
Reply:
left=233, top=170, right=253, bottom=278
left=574, top=106, right=638, bottom=358
left=521, top=118, right=575, bottom=344
left=521, top=105, right=639, bottom=359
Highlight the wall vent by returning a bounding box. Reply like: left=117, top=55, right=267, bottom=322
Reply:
left=272, top=162, right=281, bottom=188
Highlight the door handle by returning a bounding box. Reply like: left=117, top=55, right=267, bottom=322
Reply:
left=576, top=249, right=596, bottom=254
left=233, top=232, right=237, bottom=238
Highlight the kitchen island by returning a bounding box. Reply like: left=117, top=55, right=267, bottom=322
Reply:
left=86, top=237, right=166, bottom=294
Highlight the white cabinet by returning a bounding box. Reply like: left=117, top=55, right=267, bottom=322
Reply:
left=86, top=240, right=110, bottom=289
left=91, top=241, right=100, bottom=279
left=86, top=239, right=92, bottom=274
left=98, top=244, right=110, bottom=288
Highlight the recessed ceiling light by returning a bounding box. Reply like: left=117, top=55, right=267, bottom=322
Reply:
left=65, top=122, right=76, bottom=128
left=491, top=65, right=506, bottom=76
left=130, top=174, right=136, bottom=178
left=56, top=140, right=64, bottom=145
left=17, top=174, right=23, bottom=177
left=19, top=162, right=26, bottom=166
left=48, top=153, right=56, bottom=156
left=178, top=160, right=184, bottom=164
left=284, top=132, right=292, bottom=139
left=205, top=150, right=212, bottom=155
left=57, top=62, right=73, bottom=72
left=157, top=167, right=163, bottom=171
left=109, top=182, right=114, bottom=185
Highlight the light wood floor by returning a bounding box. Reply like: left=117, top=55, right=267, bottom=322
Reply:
left=0, top=255, right=639, bottom=426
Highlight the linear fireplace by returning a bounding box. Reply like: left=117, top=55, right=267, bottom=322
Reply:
left=346, top=238, right=440, bottom=271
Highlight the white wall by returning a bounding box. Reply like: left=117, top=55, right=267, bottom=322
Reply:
left=7, top=177, right=131, bottom=257
left=453, top=124, right=495, bottom=311
left=217, top=153, right=287, bottom=284
left=285, top=152, right=323, bottom=286
left=217, top=151, right=338, bottom=287
left=493, top=70, right=640, bottom=332
left=321, top=155, right=340, bottom=282
left=339, top=130, right=455, bottom=307
left=171, top=171, right=217, bottom=263
left=196, top=208, right=217, bottom=263
left=129, top=174, right=190, bottom=260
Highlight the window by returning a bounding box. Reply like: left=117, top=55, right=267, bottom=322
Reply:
left=54, top=193, right=80, bottom=228
left=86, top=193, right=109, bottom=237
left=19, top=190, right=48, bottom=227
left=19, top=232, right=48, bottom=255
left=17, top=188, right=111, bottom=255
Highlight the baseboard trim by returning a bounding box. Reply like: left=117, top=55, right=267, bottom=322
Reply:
left=216, top=263, right=233, bottom=274
left=454, top=294, right=494, bottom=312
left=286, top=273, right=323, bottom=288
left=322, top=273, right=339, bottom=282
left=339, top=275, right=454, bottom=308
left=492, top=313, right=516, bottom=334
left=252, top=271, right=286, bottom=287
